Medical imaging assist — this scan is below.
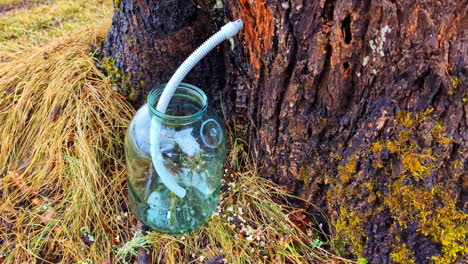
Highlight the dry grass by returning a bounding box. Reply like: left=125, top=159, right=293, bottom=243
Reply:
left=144, top=167, right=348, bottom=263
left=0, top=0, right=43, bottom=7
left=0, top=23, right=137, bottom=263
left=0, top=0, right=111, bottom=61
left=0, top=2, right=352, bottom=263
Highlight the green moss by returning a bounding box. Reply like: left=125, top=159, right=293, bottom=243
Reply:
left=385, top=181, right=468, bottom=263
left=329, top=152, right=343, bottom=161
left=384, top=111, right=437, bottom=179
left=113, top=0, right=121, bottom=11
left=381, top=109, right=467, bottom=263
left=329, top=108, right=466, bottom=262
left=337, top=157, right=356, bottom=184
left=449, top=76, right=462, bottom=95
left=423, top=188, right=468, bottom=263
left=121, top=73, right=139, bottom=101
left=400, top=151, right=433, bottom=178
left=391, top=244, right=415, bottom=264
left=101, top=56, right=120, bottom=82
left=370, top=140, right=384, bottom=168
left=431, top=121, right=445, bottom=137
left=101, top=57, right=139, bottom=100
left=396, top=111, right=414, bottom=128
left=384, top=179, right=433, bottom=227
left=371, top=159, right=384, bottom=169
left=357, top=258, right=368, bottom=264
left=369, top=141, right=383, bottom=153
left=333, top=207, right=366, bottom=257
left=431, top=122, right=455, bottom=144
left=451, top=76, right=462, bottom=88
left=329, top=153, right=369, bottom=257
left=298, top=166, right=310, bottom=184
left=330, top=108, right=466, bottom=262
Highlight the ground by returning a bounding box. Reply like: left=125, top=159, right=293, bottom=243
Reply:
left=0, top=1, right=352, bottom=263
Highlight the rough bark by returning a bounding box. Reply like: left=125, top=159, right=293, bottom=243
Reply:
left=104, top=0, right=226, bottom=106
left=223, top=1, right=467, bottom=263
left=105, top=0, right=468, bottom=263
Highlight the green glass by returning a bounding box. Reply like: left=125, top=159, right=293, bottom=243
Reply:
left=125, top=83, right=226, bottom=234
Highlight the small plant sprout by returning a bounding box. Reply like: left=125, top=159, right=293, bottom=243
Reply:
left=357, top=257, right=369, bottom=264
left=312, top=239, right=324, bottom=248
left=80, top=227, right=95, bottom=243
left=115, top=232, right=150, bottom=263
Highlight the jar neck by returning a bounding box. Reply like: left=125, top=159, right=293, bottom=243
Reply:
left=148, top=83, right=208, bottom=125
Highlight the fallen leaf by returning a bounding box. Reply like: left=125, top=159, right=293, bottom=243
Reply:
left=50, top=105, right=62, bottom=121
left=81, top=88, right=89, bottom=100
left=31, top=197, right=41, bottom=206
left=100, top=219, right=112, bottom=234
left=39, top=210, right=57, bottom=224
left=224, top=164, right=238, bottom=176
left=8, top=170, right=29, bottom=193
left=289, top=211, right=313, bottom=230
left=66, top=133, right=75, bottom=149
left=53, top=226, right=61, bottom=234
left=99, top=258, right=111, bottom=264
left=288, top=211, right=314, bottom=242
left=81, top=235, right=93, bottom=246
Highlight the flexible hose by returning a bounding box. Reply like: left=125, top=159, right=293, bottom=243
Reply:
left=150, top=20, right=243, bottom=198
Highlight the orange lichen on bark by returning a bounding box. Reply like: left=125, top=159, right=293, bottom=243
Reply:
left=238, top=0, right=274, bottom=71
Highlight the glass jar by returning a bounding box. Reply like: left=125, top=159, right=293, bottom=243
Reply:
left=125, top=83, right=226, bottom=234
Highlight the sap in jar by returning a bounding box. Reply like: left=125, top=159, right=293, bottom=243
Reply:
left=125, top=83, right=226, bottom=234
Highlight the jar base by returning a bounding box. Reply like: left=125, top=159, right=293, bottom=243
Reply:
left=129, top=184, right=219, bottom=235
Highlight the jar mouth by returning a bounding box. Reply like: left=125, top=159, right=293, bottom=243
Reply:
left=148, top=83, right=208, bottom=123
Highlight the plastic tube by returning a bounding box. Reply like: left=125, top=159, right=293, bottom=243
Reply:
left=150, top=20, right=243, bottom=198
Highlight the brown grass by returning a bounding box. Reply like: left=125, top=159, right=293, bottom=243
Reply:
left=0, top=23, right=136, bottom=263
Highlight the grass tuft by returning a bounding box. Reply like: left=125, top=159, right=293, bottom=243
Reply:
left=0, top=23, right=136, bottom=263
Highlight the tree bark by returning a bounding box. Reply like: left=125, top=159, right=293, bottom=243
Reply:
left=104, top=0, right=226, bottom=105
left=105, top=0, right=468, bottom=263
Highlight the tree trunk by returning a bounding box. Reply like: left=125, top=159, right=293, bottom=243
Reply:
left=105, top=0, right=468, bottom=263
left=103, top=0, right=226, bottom=105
